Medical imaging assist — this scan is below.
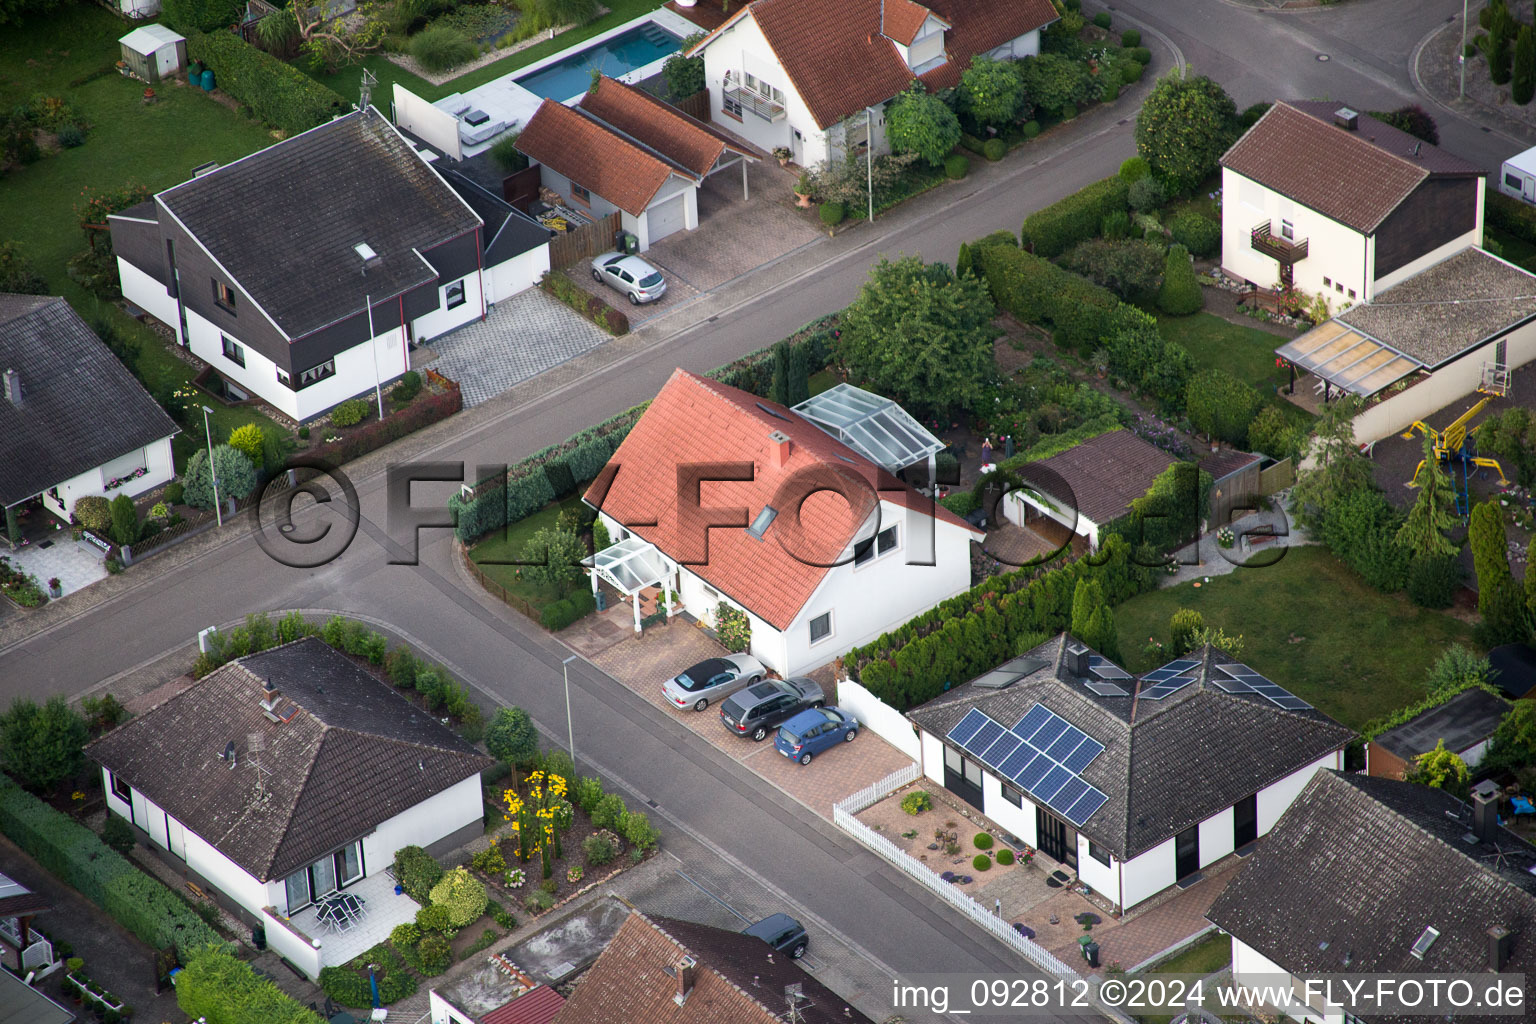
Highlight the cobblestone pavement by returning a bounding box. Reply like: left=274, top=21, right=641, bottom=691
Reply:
left=420, top=289, right=610, bottom=407
left=1416, top=3, right=1536, bottom=145
left=5, top=535, right=106, bottom=598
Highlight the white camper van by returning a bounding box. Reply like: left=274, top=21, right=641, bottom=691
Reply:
left=1500, top=146, right=1536, bottom=205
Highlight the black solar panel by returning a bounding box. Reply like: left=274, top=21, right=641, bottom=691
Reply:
left=949, top=708, right=988, bottom=745
left=946, top=702, right=1111, bottom=828
left=1085, top=680, right=1130, bottom=697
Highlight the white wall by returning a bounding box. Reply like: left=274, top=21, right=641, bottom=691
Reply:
left=486, top=245, right=550, bottom=304
left=980, top=773, right=1037, bottom=848
left=699, top=13, right=815, bottom=163
left=835, top=679, right=921, bottom=760
left=45, top=436, right=174, bottom=521
left=262, top=910, right=323, bottom=980
left=412, top=271, right=484, bottom=343
left=920, top=730, right=945, bottom=786
left=361, top=772, right=482, bottom=877
left=1199, top=804, right=1236, bottom=868
left=117, top=257, right=180, bottom=330
left=1258, top=751, right=1340, bottom=834
left=1221, top=168, right=1369, bottom=306
left=1121, top=835, right=1176, bottom=910
left=539, top=165, right=622, bottom=220
left=1074, top=835, right=1118, bottom=906
left=1231, top=938, right=1333, bottom=1024
left=634, top=177, right=697, bottom=252
left=1005, top=489, right=1102, bottom=550
left=429, top=989, right=478, bottom=1024
left=394, top=83, right=463, bottom=161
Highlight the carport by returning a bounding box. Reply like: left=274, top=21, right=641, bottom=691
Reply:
left=587, top=536, right=678, bottom=633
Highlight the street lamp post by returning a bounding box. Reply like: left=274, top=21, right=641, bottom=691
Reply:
left=201, top=405, right=222, bottom=527
left=562, top=655, right=578, bottom=764
left=1461, top=0, right=1469, bottom=99
left=866, top=106, right=875, bottom=224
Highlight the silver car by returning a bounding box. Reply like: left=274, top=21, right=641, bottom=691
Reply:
left=591, top=252, right=667, bottom=305
left=662, top=653, right=767, bottom=712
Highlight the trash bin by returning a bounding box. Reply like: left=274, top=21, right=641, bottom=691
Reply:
left=200, top=69, right=215, bottom=92
left=614, top=228, right=626, bottom=252
left=252, top=924, right=266, bottom=950
left=623, top=232, right=640, bottom=255
left=1084, top=940, right=1100, bottom=968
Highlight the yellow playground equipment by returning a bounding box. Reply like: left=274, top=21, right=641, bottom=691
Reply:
left=1401, top=398, right=1509, bottom=512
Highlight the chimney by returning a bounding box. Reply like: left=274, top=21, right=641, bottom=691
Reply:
left=1472, top=779, right=1500, bottom=843
left=673, top=955, right=697, bottom=1004
left=1333, top=107, right=1359, bottom=131
left=3, top=369, right=18, bottom=406
left=769, top=430, right=791, bottom=469
left=1066, top=643, right=1091, bottom=678
left=1488, top=926, right=1513, bottom=972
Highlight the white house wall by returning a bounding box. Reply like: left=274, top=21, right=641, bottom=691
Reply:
left=538, top=165, right=622, bottom=220
left=1120, top=835, right=1176, bottom=910
left=1006, top=490, right=1101, bottom=549
left=990, top=29, right=1042, bottom=59
left=117, top=257, right=180, bottom=330
left=700, top=13, right=824, bottom=165
left=1221, top=168, right=1370, bottom=306
left=44, top=436, right=174, bottom=521
left=979, top=773, right=1037, bottom=848
left=1230, top=938, right=1334, bottom=1024
left=429, top=990, right=478, bottom=1024
left=362, top=773, right=483, bottom=876
left=1257, top=750, right=1340, bottom=834
left=486, top=246, right=550, bottom=304
left=1074, top=834, right=1118, bottom=906
left=411, top=271, right=484, bottom=343
left=634, top=177, right=698, bottom=252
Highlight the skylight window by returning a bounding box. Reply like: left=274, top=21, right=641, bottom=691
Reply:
left=354, top=242, right=378, bottom=261
left=1409, top=926, right=1439, bottom=960
left=747, top=505, right=778, bottom=540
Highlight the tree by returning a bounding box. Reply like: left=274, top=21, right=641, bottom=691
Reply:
left=1483, top=699, right=1536, bottom=777
left=1365, top=105, right=1439, bottom=145
left=161, top=0, right=244, bottom=34
left=959, top=57, right=1024, bottom=130
left=885, top=83, right=961, bottom=167
left=662, top=35, right=706, bottom=99
left=1396, top=435, right=1459, bottom=559
left=109, top=494, right=140, bottom=547
left=1322, top=487, right=1411, bottom=592
left=787, top=344, right=810, bottom=406
left=1246, top=405, right=1298, bottom=461
left=254, top=0, right=391, bottom=72
left=834, top=256, right=996, bottom=419
left=0, top=697, right=86, bottom=793
left=1290, top=395, right=1372, bottom=528
left=1489, top=1, right=1516, bottom=86
left=1516, top=24, right=1536, bottom=104
left=183, top=445, right=259, bottom=509
left=0, top=241, right=47, bottom=294
left=1423, top=643, right=1492, bottom=697
left=1157, top=243, right=1203, bottom=315
left=1014, top=54, right=1092, bottom=116
left=519, top=525, right=586, bottom=594
left=1470, top=500, right=1528, bottom=644
left=1070, top=578, right=1114, bottom=655
left=1064, top=239, right=1165, bottom=300
left=769, top=340, right=791, bottom=405
left=1184, top=368, right=1260, bottom=446
left=485, top=706, right=540, bottom=766
left=1134, top=69, right=1240, bottom=194
left=227, top=423, right=266, bottom=470
left=1405, top=739, right=1469, bottom=797
left=1190, top=625, right=1243, bottom=657
left=1169, top=608, right=1204, bottom=656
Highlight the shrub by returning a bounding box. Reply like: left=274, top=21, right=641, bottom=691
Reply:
left=183, top=445, right=258, bottom=507
left=1022, top=120, right=1041, bottom=138
left=1020, top=175, right=1129, bottom=258
left=101, top=814, right=136, bottom=853
left=176, top=945, right=319, bottom=1024
left=1322, top=486, right=1412, bottom=593
left=489, top=133, right=527, bottom=173
left=0, top=697, right=87, bottom=793
left=57, top=124, right=85, bottom=147
left=900, top=790, right=932, bottom=815
left=1128, top=175, right=1166, bottom=213
left=1061, top=103, right=1078, bottom=119
left=1092, top=11, right=1111, bottom=28
left=390, top=922, right=421, bottom=948
left=540, top=589, right=596, bottom=630
left=1184, top=368, right=1258, bottom=444
left=227, top=423, right=266, bottom=468
left=591, top=793, right=626, bottom=831
left=393, top=370, right=423, bottom=402
left=415, top=903, right=451, bottom=933
left=1118, top=156, right=1150, bottom=183
left=973, top=832, right=994, bottom=850
left=1169, top=212, right=1220, bottom=257
left=1407, top=553, right=1462, bottom=609
left=411, top=26, right=477, bottom=72
left=944, top=153, right=970, bottom=179
left=329, top=398, right=369, bottom=427
left=996, top=848, right=1015, bottom=865
left=415, top=932, right=452, bottom=975
left=394, top=845, right=444, bottom=903
left=163, top=0, right=244, bottom=33
left=185, top=31, right=346, bottom=137
left=104, top=494, right=138, bottom=547
left=1130, top=46, right=1152, bottom=64
left=715, top=603, right=751, bottom=652
left=1101, top=209, right=1131, bottom=239
left=662, top=50, right=705, bottom=99
left=524, top=889, right=556, bottom=914
left=972, top=853, right=992, bottom=870
left=1121, top=29, right=1141, bottom=47
left=73, top=496, right=111, bottom=532
left=819, top=201, right=846, bottom=226
left=1240, top=101, right=1272, bottom=128
left=430, top=866, right=488, bottom=927
left=983, top=137, right=1007, bottom=161
left=885, top=82, right=962, bottom=165
left=619, top=809, right=660, bottom=851
left=485, top=706, right=539, bottom=766
left=470, top=844, right=506, bottom=874
left=1065, top=239, right=1165, bottom=301
left=583, top=833, right=617, bottom=866
left=1158, top=243, right=1203, bottom=315
left=1247, top=405, right=1297, bottom=461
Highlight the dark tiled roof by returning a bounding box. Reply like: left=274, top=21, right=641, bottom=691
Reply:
left=907, top=636, right=1354, bottom=859
left=1025, top=429, right=1176, bottom=526
left=516, top=99, right=676, bottom=217
left=0, top=871, right=50, bottom=917
left=1335, top=247, right=1536, bottom=367
left=1207, top=772, right=1536, bottom=1024
left=0, top=295, right=179, bottom=506
left=1198, top=448, right=1259, bottom=482
left=438, top=169, right=552, bottom=266
left=1374, top=688, right=1509, bottom=761
left=1222, top=102, right=1438, bottom=233
left=551, top=910, right=872, bottom=1024
left=1489, top=644, right=1536, bottom=699
left=580, top=77, right=758, bottom=179
left=1288, top=101, right=1484, bottom=176
left=86, top=637, right=492, bottom=881
left=157, top=110, right=481, bottom=340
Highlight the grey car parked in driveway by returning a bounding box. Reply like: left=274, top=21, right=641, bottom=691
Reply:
left=661, top=653, right=767, bottom=712
left=719, top=676, right=825, bottom=741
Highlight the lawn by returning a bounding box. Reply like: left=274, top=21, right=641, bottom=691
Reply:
left=468, top=495, right=588, bottom=612
left=1141, top=932, right=1231, bottom=976
left=1156, top=312, right=1315, bottom=432
left=1114, top=546, right=1477, bottom=731
left=302, top=0, right=669, bottom=104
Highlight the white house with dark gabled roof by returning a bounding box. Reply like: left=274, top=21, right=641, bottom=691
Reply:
left=86, top=637, right=492, bottom=979
left=905, top=635, right=1353, bottom=912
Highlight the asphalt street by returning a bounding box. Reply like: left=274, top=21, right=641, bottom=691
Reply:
left=1, top=1, right=1519, bottom=1019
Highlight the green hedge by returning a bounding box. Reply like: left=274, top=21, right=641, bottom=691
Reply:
left=706, top=314, right=837, bottom=396
left=1020, top=175, right=1129, bottom=258
left=177, top=945, right=324, bottom=1024
left=540, top=589, right=597, bottom=630
left=1488, top=190, right=1536, bottom=244
left=846, top=534, right=1152, bottom=708
left=0, top=780, right=225, bottom=956
left=319, top=945, right=417, bottom=1008
left=186, top=32, right=347, bottom=137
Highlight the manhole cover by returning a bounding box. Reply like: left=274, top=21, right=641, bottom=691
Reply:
left=1317, top=54, right=1330, bottom=61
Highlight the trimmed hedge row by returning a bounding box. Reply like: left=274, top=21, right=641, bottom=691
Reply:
left=1487, top=190, right=1536, bottom=245
left=185, top=32, right=346, bottom=137
left=846, top=534, right=1152, bottom=709
left=0, top=780, right=226, bottom=957
left=541, top=589, right=597, bottom=630
left=706, top=314, right=837, bottom=396
left=177, top=945, right=323, bottom=1024
left=1020, top=176, right=1129, bottom=258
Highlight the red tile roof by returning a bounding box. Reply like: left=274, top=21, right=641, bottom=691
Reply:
left=696, top=0, right=1057, bottom=129
left=881, top=0, right=941, bottom=45
left=584, top=369, right=979, bottom=631
left=483, top=985, right=566, bottom=1024
left=580, top=77, right=758, bottom=179
left=1221, top=101, right=1457, bottom=234
left=515, top=99, right=676, bottom=217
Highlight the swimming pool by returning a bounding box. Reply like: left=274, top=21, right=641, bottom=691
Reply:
left=515, top=22, right=683, bottom=101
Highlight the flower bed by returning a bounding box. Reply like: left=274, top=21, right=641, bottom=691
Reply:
left=0, top=555, right=48, bottom=608
left=62, top=971, right=129, bottom=1020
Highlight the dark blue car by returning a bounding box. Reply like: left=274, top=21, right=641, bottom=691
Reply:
left=774, top=707, right=858, bottom=764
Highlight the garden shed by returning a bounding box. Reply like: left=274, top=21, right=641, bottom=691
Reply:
left=118, top=24, right=186, bottom=84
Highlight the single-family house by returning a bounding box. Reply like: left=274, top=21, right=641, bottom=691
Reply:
left=999, top=429, right=1176, bottom=552
left=906, top=635, right=1353, bottom=912
left=551, top=909, right=874, bottom=1024
left=1207, top=772, right=1535, bottom=1024
left=0, top=294, right=178, bottom=531
left=1220, top=101, right=1485, bottom=305
left=109, top=107, right=550, bottom=423
left=118, top=24, right=184, bottom=83
left=0, top=870, right=56, bottom=977
left=515, top=77, right=758, bottom=252
left=85, top=637, right=493, bottom=979
left=685, top=0, right=1058, bottom=168
left=584, top=371, right=982, bottom=675
left=1366, top=687, right=1510, bottom=779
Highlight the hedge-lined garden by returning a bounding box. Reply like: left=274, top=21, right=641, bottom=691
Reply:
left=186, top=32, right=347, bottom=136
left=177, top=945, right=322, bottom=1024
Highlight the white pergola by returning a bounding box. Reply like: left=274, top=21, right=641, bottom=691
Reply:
left=587, top=535, right=678, bottom=633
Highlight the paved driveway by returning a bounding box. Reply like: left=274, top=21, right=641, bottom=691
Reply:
left=418, top=289, right=609, bottom=407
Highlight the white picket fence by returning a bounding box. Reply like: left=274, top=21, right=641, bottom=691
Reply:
left=831, top=766, right=1077, bottom=977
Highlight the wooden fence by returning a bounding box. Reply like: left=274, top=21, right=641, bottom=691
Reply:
left=1258, top=457, right=1295, bottom=494
left=459, top=542, right=540, bottom=621
left=671, top=89, right=710, bottom=121
left=548, top=211, right=622, bottom=269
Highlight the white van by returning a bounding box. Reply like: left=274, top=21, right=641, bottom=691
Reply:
left=1500, top=146, right=1536, bottom=205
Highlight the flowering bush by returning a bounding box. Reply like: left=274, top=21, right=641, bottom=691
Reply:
left=566, top=865, right=583, bottom=884
left=715, top=602, right=751, bottom=652
left=505, top=867, right=526, bottom=888
left=1217, top=526, right=1235, bottom=549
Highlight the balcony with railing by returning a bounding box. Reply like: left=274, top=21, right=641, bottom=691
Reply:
left=722, top=87, right=785, bottom=123
left=1251, top=220, right=1309, bottom=264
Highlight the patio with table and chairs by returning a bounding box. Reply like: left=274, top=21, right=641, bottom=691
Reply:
left=286, top=871, right=420, bottom=971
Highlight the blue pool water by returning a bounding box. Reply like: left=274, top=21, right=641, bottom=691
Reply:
left=515, top=23, right=683, bottom=101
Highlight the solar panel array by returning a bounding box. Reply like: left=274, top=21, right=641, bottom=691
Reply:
left=1084, top=656, right=1130, bottom=697
left=947, top=704, right=1109, bottom=826
left=1138, top=658, right=1199, bottom=700
left=1214, top=663, right=1313, bottom=711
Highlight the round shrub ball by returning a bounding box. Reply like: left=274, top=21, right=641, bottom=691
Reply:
left=1121, top=28, right=1141, bottom=47
left=1120, top=58, right=1145, bottom=82
left=390, top=923, right=420, bottom=948
left=73, top=495, right=110, bottom=531
left=57, top=124, right=85, bottom=148
left=1022, top=120, right=1041, bottom=138
left=182, top=444, right=258, bottom=507
left=1131, top=46, right=1152, bottom=64
left=996, top=848, right=1016, bottom=866
left=944, top=153, right=970, bottom=179
left=1061, top=104, right=1078, bottom=120
left=1169, top=212, right=1220, bottom=257
left=163, top=481, right=184, bottom=505
left=1092, top=11, right=1111, bottom=29
left=983, top=137, right=1007, bottom=161
left=1119, top=155, right=1150, bottom=183
left=819, top=201, right=845, bottom=226
left=973, top=831, right=994, bottom=850
left=972, top=853, right=992, bottom=871
left=416, top=932, right=452, bottom=975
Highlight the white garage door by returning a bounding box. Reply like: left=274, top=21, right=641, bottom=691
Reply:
left=646, top=192, right=688, bottom=244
